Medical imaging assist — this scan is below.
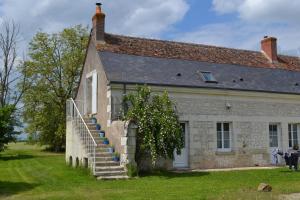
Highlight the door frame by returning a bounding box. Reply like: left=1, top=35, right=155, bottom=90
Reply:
left=268, top=123, right=282, bottom=164
left=84, top=70, right=97, bottom=115
left=173, top=122, right=189, bottom=168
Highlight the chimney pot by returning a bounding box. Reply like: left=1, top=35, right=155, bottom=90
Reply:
left=261, top=36, right=278, bottom=63
left=92, top=3, right=105, bottom=44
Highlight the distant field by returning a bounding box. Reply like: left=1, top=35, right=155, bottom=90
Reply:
left=1, top=143, right=300, bottom=200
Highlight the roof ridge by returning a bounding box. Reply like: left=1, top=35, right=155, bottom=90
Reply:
left=104, top=33, right=300, bottom=59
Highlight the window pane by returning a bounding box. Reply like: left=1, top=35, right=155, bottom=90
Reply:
left=224, top=131, right=230, bottom=140
left=217, top=139, right=222, bottom=149
left=293, top=128, right=298, bottom=147
left=217, top=131, right=222, bottom=141
left=217, top=123, right=222, bottom=132
left=270, top=136, right=278, bottom=147
left=269, top=124, right=278, bottom=147
left=289, top=129, right=292, bottom=147
left=293, top=124, right=297, bottom=133
left=293, top=131, right=298, bottom=141
left=217, top=130, right=222, bottom=148
left=273, top=125, right=277, bottom=132
left=269, top=125, right=273, bottom=132
left=223, top=123, right=230, bottom=132
left=201, top=72, right=216, bottom=82
left=289, top=140, right=293, bottom=148
left=224, top=139, right=230, bottom=148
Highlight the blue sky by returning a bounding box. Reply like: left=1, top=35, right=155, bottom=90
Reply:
left=172, top=0, right=235, bottom=36
left=0, top=0, right=299, bottom=55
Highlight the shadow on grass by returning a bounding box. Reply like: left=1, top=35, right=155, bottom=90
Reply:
left=0, top=154, right=35, bottom=161
left=139, top=170, right=210, bottom=179
left=0, top=181, right=39, bottom=197
left=279, top=170, right=300, bottom=173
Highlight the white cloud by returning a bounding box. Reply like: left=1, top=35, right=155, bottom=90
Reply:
left=213, top=0, right=300, bottom=24
left=175, top=22, right=300, bottom=56
left=212, top=0, right=243, bottom=14
left=0, top=0, right=189, bottom=36
left=0, top=0, right=189, bottom=52
left=105, top=0, right=189, bottom=37
left=174, top=0, right=300, bottom=56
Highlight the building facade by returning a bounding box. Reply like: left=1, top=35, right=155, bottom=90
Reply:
left=67, top=4, right=300, bottom=172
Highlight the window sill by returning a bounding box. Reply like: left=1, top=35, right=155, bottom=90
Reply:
left=215, top=150, right=236, bottom=156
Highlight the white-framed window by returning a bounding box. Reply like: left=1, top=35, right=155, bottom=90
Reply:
left=269, top=124, right=279, bottom=147
left=288, top=124, right=299, bottom=148
left=217, top=122, right=231, bottom=151
left=200, top=71, right=217, bottom=83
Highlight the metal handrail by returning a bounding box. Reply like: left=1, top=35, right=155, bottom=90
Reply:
left=70, top=98, right=97, bottom=146
left=67, top=98, right=97, bottom=175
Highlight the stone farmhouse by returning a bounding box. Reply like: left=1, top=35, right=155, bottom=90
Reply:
left=66, top=3, right=300, bottom=179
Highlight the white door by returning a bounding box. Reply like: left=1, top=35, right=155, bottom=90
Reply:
left=269, top=124, right=281, bottom=165
left=173, top=123, right=188, bottom=168
left=91, top=72, right=98, bottom=114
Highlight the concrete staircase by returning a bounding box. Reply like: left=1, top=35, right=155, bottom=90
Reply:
left=84, top=119, right=128, bottom=180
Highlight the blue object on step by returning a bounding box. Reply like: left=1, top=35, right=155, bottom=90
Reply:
left=91, top=117, right=97, bottom=124
left=112, top=156, right=120, bottom=162
left=103, top=140, right=109, bottom=145
left=108, top=147, right=114, bottom=153
left=99, top=131, right=105, bottom=138
left=96, top=124, right=101, bottom=130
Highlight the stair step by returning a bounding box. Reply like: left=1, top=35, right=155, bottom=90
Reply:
left=97, top=175, right=129, bottom=180
left=87, top=153, right=112, bottom=157
left=95, top=166, right=124, bottom=171
left=95, top=148, right=110, bottom=153
left=95, top=157, right=113, bottom=162
left=86, top=123, right=96, bottom=126
left=95, top=170, right=126, bottom=177
left=95, top=152, right=113, bottom=157
left=84, top=145, right=109, bottom=149
left=95, top=161, right=120, bottom=167
left=96, top=145, right=109, bottom=148
left=80, top=137, right=104, bottom=142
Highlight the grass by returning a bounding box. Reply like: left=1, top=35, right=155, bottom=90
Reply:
left=1, top=143, right=300, bottom=200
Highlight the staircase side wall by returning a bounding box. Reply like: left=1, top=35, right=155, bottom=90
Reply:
left=66, top=120, right=88, bottom=167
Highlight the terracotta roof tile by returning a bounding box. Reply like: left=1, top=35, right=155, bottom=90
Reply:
left=96, top=33, right=300, bottom=71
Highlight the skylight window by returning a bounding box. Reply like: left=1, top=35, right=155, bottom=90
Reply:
left=200, top=71, right=217, bottom=83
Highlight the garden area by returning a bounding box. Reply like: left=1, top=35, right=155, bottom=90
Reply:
left=1, top=143, right=300, bottom=200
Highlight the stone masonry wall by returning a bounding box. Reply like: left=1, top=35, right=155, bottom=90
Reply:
left=110, top=85, right=300, bottom=169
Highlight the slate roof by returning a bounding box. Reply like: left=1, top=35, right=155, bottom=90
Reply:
left=97, top=33, right=300, bottom=95
left=99, top=51, right=300, bottom=95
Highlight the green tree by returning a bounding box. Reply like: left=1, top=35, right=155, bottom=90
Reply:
left=0, top=20, right=24, bottom=150
left=123, top=86, right=184, bottom=170
left=22, top=25, right=89, bottom=151
left=0, top=105, right=19, bottom=151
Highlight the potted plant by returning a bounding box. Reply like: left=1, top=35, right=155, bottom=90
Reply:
left=102, top=138, right=109, bottom=145
left=95, top=124, right=101, bottom=130
left=91, top=117, right=97, bottom=124
left=99, top=130, right=105, bottom=138
left=108, top=145, right=114, bottom=153
left=112, top=152, right=120, bottom=162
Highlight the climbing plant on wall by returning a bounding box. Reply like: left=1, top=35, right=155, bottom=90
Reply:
left=123, top=85, right=184, bottom=169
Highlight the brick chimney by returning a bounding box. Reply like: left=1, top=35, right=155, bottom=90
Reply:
left=261, top=36, right=278, bottom=63
left=92, top=3, right=105, bottom=44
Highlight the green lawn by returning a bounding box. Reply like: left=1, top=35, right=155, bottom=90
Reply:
left=0, top=143, right=299, bottom=200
